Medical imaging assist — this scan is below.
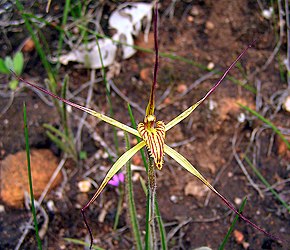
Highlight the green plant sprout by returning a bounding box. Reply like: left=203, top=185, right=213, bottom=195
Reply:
left=13, top=4, right=286, bottom=249
left=0, top=51, right=24, bottom=90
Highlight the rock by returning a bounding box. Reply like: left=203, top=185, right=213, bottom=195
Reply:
left=184, top=179, right=208, bottom=199
left=233, top=229, right=244, bottom=244
left=0, top=149, right=62, bottom=208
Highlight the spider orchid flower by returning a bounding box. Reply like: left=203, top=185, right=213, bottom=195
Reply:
left=13, top=3, right=285, bottom=249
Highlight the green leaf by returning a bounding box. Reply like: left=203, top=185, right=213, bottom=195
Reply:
left=0, top=58, right=10, bottom=74
left=4, top=56, right=14, bottom=71
left=13, top=51, right=24, bottom=75
left=9, top=79, right=19, bottom=90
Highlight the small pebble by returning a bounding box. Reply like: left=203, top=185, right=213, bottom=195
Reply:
left=47, top=200, right=56, bottom=212
left=234, top=197, right=242, bottom=205
left=205, top=21, right=215, bottom=30
left=237, top=113, right=246, bottom=123
left=242, top=242, right=250, bottom=249
left=262, top=7, right=273, bottom=19
left=207, top=62, right=215, bottom=70
left=177, top=84, right=187, bottom=93
left=78, top=180, right=91, bottom=193
left=208, top=99, right=217, bottom=111
left=233, top=229, right=244, bottom=244
left=283, top=96, right=290, bottom=112
left=187, top=16, right=194, bottom=22
left=0, top=204, right=5, bottom=213
left=190, top=6, right=199, bottom=16
left=170, top=195, right=178, bottom=203
left=117, top=130, right=124, bottom=137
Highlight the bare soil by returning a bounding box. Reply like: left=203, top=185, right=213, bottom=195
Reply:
left=0, top=1, right=289, bottom=249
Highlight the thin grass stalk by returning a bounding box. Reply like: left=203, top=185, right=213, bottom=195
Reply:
left=23, top=103, right=42, bottom=250
left=219, top=198, right=247, bottom=250
left=56, top=0, right=70, bottom=70
left=154, top=197, right=167, bottom=250
left=113, top=184, right=124, bottom=230
left=124, top=132, right=142, bottom=250
left=61, top=75, right=70, bottom=139
left=244, top=155, right=290, bottom=211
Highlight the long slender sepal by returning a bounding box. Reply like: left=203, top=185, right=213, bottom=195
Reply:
left=165, top=42, right=255, bottom=132
left=12, top=72, right=140, bottom=138
left=146, top=3, right=159, bottom=117
left=82, top=140, right=146, bottom=249
left=164, top=144, right=284, bottom=243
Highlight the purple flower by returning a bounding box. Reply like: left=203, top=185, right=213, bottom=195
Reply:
left=108, top=172, right=125, bottom=187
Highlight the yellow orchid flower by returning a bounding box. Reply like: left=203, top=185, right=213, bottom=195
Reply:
left=14, top=5, right=284, bottom=249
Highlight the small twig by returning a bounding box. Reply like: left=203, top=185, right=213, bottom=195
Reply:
left=0, top=90, right=14, bottom=117
left=232, top=127, right=264, bottom=198
left=108, top=79, right=144, bottom=115
left=75, top=69, right=96, bottom=152
left=166, top=217, right=192, bottom=243
left=261, top=178, right=290, bottom=193
left=167, top=136, right=196, bottom=148
left=255, top=79, right=262, bottom=111
left=98, top=200, right=114, bottom=223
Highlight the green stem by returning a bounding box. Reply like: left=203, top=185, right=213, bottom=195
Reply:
left=219, top=198, right=247, bottom=250
left=113, top=184, right=124, bottom=230
left=124, top=133, right=142, bottom=249
left=23, top=103, right=42, bottom=250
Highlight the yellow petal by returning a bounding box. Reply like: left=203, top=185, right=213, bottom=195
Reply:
left=165, top=100, right=203, bottom=132
left=164, top=144, right=211, bottom=186
left=83, top=141, right=146, bottom=208
left=14, top=74, right=140, bottom=137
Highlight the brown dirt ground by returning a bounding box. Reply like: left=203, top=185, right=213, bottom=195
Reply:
left=0, top=0, right=289, bottom=249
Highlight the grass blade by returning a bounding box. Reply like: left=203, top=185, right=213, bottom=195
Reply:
left=23, top=103, right=42, bottom=250
left=124, top=133, right=142, bottom=250
left=219, top=198, right=247, bottom=250
left=154, top=197, right=167, bottom=250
